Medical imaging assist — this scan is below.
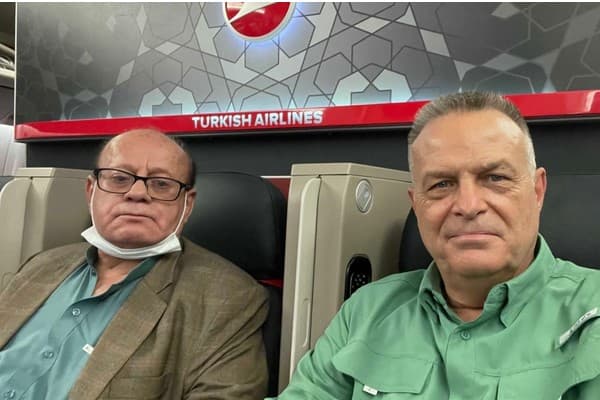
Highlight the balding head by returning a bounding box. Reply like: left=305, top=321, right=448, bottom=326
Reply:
left=98, top=129, right=195, bottom=185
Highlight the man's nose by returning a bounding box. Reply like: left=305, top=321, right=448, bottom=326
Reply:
left=452, top=180, right=487, bottom=218
left=125, top=179, right=151, bottom=200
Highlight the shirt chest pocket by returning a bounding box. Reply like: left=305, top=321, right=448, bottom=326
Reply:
left=493, top=357, right=597, bottom=400
left=495, top=318, right=600, bottom=399
left=332, top=341, right=435, bottom=399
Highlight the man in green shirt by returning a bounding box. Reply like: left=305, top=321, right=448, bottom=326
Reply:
left=273, top=92, right=600, bottom=399
left=0, top=129, right=268, bottom=399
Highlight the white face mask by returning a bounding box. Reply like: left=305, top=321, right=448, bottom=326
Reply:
left=81, top=182, right=188, bottom=260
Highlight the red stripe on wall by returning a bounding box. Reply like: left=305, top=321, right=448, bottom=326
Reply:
left=15, top=90, right=600, bottom=141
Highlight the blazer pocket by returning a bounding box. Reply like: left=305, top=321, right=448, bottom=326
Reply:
left=108, top=373, right=170, bottom=399
left=332, top=340, right=433, bottom=398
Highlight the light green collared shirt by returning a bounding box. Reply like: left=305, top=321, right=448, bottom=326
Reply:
left=274, top=236, right=600, bottom=399
left=0, top=248, right=156, bottom=400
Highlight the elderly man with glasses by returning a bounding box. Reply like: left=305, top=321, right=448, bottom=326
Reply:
left=0, top=129, right=268, bottom=399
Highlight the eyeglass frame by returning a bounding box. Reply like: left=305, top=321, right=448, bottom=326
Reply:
left=92, top=168, right=193, bottom=201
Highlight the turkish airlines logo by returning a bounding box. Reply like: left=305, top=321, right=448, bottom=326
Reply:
left=223, top=2, right=295, bottom=41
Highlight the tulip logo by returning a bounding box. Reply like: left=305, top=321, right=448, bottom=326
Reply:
left=223, top=2, right=295, bottom=41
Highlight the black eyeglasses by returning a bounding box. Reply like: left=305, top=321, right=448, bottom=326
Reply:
left=93, top=168, right=192, bottom=201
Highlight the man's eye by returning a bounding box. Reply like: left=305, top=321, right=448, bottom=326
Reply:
left=110, top=174, right=130, bottom=183
left=430, top=181, right=451, bottom=190
left=150, top=179, right=174, bottom=190
left=488, top=174, right=506, bottom=182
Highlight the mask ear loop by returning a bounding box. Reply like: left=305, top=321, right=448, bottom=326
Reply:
left=172, top=192, right=188, bottom=235
left=90, top=181, right=98, bottom=227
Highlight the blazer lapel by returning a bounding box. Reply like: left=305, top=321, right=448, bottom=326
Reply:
left=70, top=251, right=180, bottom=400
left=0, top=244, right=87, bottom=349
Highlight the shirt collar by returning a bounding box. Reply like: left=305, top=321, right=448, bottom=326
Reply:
left=85, top=246, right=158, bottom=292
left=499, top=235, right=556, bottom=326
left=418, top=235, right=556, bottom=327
left=418, top=262, right=449, bottom=319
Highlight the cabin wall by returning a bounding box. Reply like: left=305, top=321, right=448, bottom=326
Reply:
left=14, top=3, right=600, bottom=175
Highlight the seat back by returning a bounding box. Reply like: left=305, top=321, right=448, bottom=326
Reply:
left=0, top=167, right=89, bottom=289
left=398, top=208, right=431, bottom=272
left=0, top=174, right=19, bottom=287
left=279, top=163, right=413, bottom=390
left=398, top=174, right=600, bottom=272
left=182, top=171, right=286, bottom=397
left=538, top=174, right=600, bottom=268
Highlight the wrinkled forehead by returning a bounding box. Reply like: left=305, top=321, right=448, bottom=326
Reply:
left=410, top=110, right=531, bottom=175
left=413, top=111, right=526, bottom=153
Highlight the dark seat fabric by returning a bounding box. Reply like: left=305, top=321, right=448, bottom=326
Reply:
left=539, top=174, right=600, bottom=269
left=398, top=208, right=432, bottom=272
left=182, top=171, right=286, bottom=396
left=0, top=176, right=13, bottom=191
left=399, top=174, right=600, bottom=272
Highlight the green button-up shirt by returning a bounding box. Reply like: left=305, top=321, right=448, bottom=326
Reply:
left=274, top=236, right=600, bottom=399
left=0, top=248, right=156, bottom=400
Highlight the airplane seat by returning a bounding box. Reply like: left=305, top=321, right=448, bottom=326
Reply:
left=0, top=175, right=18, bottom=287
left=538, top=174, right=600, bottom=268
left=0, top=167, right=90, bottom=290
left=279, top=163, right=413, bottom=391
left=181, top=171, right=286, bottom=397
left=398, top=208, right=431, bottom=272
left=398, top=173, right=600, bottom=272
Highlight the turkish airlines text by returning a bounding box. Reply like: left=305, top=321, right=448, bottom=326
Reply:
left=191, top=110, right=324, bottom=129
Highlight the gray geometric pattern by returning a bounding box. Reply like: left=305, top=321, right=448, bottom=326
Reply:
left=15, top=2, right=600, bottom=123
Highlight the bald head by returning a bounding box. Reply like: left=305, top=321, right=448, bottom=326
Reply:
left=97, top=129, right=195, bottom=185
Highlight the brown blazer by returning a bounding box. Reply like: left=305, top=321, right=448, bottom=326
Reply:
left=0, top=238, right=269, bottom=399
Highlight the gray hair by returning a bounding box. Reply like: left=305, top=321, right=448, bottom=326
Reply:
left=407, top=92, right=536, bottom=175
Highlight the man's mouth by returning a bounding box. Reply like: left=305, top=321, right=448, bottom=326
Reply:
left=447, top=230, right=499, bottom=240
left=118, top=213, right=151, bottom=219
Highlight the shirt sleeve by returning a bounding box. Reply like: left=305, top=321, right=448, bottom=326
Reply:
left=272, top=300, right=355, bottom=400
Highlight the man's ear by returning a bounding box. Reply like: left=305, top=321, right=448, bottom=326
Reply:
left=181, top=188, right=196, bottom=226
left=408, top=185, right=415, bottom=207
left=85, top=175, right=95, bottom=208
left=534, top=167, right=547, bottom=209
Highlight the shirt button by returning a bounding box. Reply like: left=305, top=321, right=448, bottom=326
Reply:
left=460, top=330, right=471, bottom=340
left=42, top=350, right=55, bottom=359
left=4, top=390, right=15, bottom=399
left=72, top=308, right=81, bottom=317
